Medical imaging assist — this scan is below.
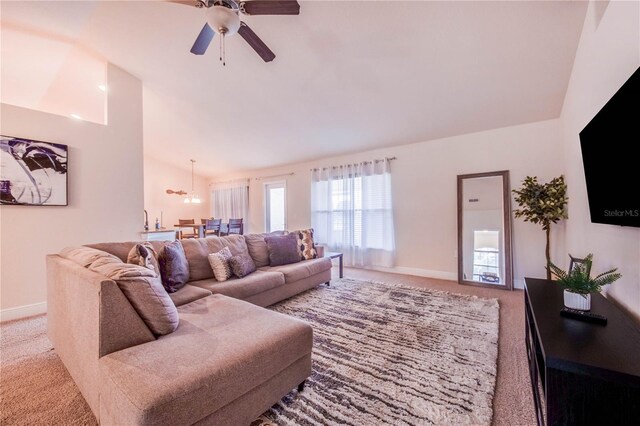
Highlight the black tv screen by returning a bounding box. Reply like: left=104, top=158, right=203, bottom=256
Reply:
left=579, top=66, right=640, bottom=227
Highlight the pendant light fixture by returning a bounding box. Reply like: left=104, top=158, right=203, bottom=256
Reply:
left=184, top=159, right=201, bottom=204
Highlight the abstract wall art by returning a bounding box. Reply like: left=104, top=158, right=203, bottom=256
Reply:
left=0, top=136, right=68, bottom=206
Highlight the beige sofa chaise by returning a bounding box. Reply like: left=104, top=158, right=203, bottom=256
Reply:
left=47, top=233, right=332, bottom=425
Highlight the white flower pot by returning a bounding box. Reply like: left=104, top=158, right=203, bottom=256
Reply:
left=563, top=290, right=591, bottom=311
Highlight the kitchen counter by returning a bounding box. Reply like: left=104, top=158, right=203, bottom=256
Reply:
left=139, top=229, right=176, bottom=241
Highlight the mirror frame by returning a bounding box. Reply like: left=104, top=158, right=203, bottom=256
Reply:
left=457, top=170, right=513, bottom=290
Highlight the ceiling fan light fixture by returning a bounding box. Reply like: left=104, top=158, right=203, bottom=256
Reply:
left=206, top=5, right=240, bottom=36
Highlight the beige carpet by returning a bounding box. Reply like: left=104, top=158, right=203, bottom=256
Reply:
left=0, top=268, right=535, bottom=425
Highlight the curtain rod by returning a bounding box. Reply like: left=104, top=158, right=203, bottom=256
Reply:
left=208, top=178, right=249, bottom=186
left=254, top=172, right=295, bottom=181
left=309, top=156, right=397, bottom=172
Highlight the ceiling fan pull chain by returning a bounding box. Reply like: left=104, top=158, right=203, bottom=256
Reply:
left=222, top=31, right=226, bottom=66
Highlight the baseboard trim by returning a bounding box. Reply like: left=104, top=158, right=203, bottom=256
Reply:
left=362, top=265, right=458, bottom=282
left=0, top=301, right=47, bottom=322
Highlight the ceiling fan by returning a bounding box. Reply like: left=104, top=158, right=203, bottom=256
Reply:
left=171, top=0, right=300, bottom=65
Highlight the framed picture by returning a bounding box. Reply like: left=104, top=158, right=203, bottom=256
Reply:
left=569, top=254, right=591, bottom=277
left=0, top=135, right=68, bottom=206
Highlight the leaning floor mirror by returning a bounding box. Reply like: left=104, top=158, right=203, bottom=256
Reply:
left=457, top=170, right=513, bottom=290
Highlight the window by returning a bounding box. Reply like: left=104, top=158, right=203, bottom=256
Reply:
left=210, top=180, right=249, bottom=223
left=316, top=175, right=388, bottom=249
left=265, top=182, right=286, bottom=232
left=473, top=230, right=501, bottom=283
left=311, top=161, right=395, bottom=268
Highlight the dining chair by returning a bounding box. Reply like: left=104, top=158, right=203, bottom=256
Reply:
left=204, top=219, right=222, bottom=237
left=227, top=218, right=244, bottom=235
left=178, top=218, right=196, bottom=239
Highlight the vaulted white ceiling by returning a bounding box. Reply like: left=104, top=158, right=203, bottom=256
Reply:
left=1, top=1, right=587, bottom=176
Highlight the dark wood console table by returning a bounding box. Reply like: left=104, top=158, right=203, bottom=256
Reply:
left=524, top=278, right=640, bottom=426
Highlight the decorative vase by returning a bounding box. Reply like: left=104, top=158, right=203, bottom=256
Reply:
left=563, top=290, right=591, bottom=311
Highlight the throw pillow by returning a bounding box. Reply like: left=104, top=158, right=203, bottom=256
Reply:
left=126, top=242, right=160, bottom=276
left=290, top=228, right=318, bottom=260
left=228, top=253, right=257, bottom=278
left=264, top=234, right=301, bottom=266
left=207, top=247, right=233, bottom=281
left=158, top=240, right=190, bottom=293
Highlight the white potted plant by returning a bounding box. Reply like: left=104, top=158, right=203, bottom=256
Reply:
left=548, top=254, right=621, bottom=311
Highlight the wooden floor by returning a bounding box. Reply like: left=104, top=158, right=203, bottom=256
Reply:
left=337, top=266, right=536, bottom=426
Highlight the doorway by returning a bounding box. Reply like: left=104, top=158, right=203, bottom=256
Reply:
left=265, top=181, right=286, bottom=232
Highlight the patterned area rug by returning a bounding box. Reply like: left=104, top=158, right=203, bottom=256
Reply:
left=255, top=278, right=499, bottom=426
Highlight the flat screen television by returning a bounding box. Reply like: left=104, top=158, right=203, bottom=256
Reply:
left=579, top=66, right=640, bottom=227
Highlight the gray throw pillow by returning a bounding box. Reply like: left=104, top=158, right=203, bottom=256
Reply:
left=228, top=253, right=257, bottom=278
left=264, top=234, right=301, bottom=266
left=158, top=240, right=190, bottom=293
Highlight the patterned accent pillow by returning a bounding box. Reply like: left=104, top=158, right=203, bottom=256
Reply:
left=208, top=247, right=233, bottom=282
left=126, top=243, right=160, bottom=276
left=290, top=228, right=318, bottom=260
left=228, top=253, right=257, bottom=278
left=158, top=240, right=190, bottom=293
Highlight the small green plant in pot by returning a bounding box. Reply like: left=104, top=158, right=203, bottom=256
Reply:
left=548, top=254, right=621, bottom=311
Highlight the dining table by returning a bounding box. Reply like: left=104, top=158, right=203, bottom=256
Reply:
left=174, top=223, right=235, bottom=239
left=173, top=223, right=206, bottom=239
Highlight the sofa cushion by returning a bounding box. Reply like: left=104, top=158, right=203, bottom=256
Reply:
left=126, top=243, right=160, bottom=276
left=180, top=235, right=249, bottom=281
left=264, top=234, right=301, bottom=266
left=60, top=245, right=121, bottom=268
left=222, top=234, right=250, bottom=257
left=86, top=241, right=168, bottom=263
left=115, top=276, right=179, bottom=335
left=260, top=257, right=332, bottom=283
left=244, top=233, right=270, bottom=267
left=61, top=246, right=178, bottom=335
left=180, top=238, right=226, bottom=281
left=228, top=253, right=257, bottom=278
left=208, top=247, right=233, bottom=281
left=99, top=295, right=312, bottom=426
left=168, top=285, right=213, bottom=307
left=158, top=241, right=190, bottom=293
left=189, top=270, right=285, bottom=300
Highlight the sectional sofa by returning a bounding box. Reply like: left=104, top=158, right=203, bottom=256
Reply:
left=47, top=233, right=332, bottom=425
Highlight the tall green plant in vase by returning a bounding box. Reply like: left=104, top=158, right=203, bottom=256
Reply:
left=513, top=175, right=568, bottom=280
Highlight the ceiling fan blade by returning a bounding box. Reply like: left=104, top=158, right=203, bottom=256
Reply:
left=240, top=1, right=300, bottom=15
left=191, top=23, right=215, bottom=55
left=238, top=22, right=276, bottom=62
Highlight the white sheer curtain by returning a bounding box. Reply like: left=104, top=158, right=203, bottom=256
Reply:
left=311, top=159, right=395, bottom=268
left=210, top=179, right=249, bottom=222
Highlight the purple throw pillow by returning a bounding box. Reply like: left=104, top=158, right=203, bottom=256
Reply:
left=158, top=240, right=190, bottom=293
left=228, top=253, right=257, bottom=278
left=264, top=234, right=301, bottom=266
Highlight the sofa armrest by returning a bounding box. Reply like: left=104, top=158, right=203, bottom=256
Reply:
left=46, top=254, right=155, bottom=418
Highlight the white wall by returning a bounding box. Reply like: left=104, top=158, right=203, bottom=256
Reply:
left=144, top=156, right=210, bottom=231
left=216, top=119, right=566, bottom=288
left=0, top=64, right=143, bottom=321
left=561, top=0, right=640, bottom=319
